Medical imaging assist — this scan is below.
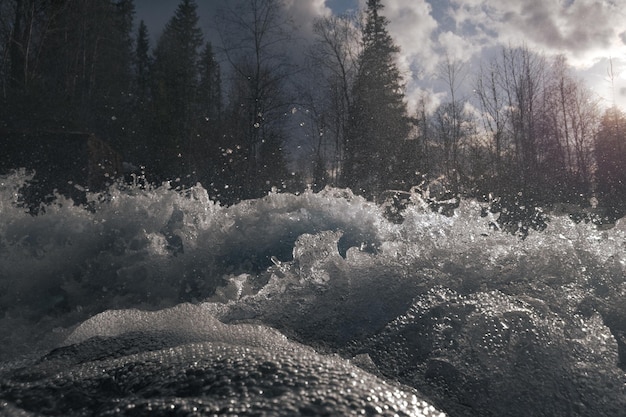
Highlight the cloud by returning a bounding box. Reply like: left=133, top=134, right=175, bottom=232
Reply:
left=438, top=31, right=480, bottom=63
left=136, top=0, right=626, bottom=112
left=279, top=0, right=332, bottom=65
left=380, top=0, right=441, bottom=111
left=384, top=0, right=439, bottom=74
left=449, top=0, right=626, bottom=68
left=283, top=0, right=332, bottom=35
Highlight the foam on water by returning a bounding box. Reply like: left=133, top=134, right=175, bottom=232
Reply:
left=1, top=170, right=625, bottom=416
left=3, top=305, right=444, bottom=416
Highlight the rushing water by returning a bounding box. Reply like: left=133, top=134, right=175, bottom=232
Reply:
left=0, top=169, right=625, bottom=416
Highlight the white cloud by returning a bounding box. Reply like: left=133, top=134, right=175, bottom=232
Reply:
left=282, top=0, right=332, bottom=34
left=381, top=0, right=440, bottom=111
left=438, top=31, right=480, bottom=63
left=279, top=0, right=626, bottom=112
left=385, top=0, right=439, bottom=74
left=448, top=0, right=626, bottom=69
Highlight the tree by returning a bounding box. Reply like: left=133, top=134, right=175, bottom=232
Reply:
left=473, top=45, right=547, bottom=199
left=1, top=0, right=135, bottom=135
left=216, top=0, right=293, bottom=199
left=99, top=0, right=136, bottom=149
left=198, top=42, right=222, bottom=126
left=595, top=106, right=626, bottom=217
left=471, top=46, right=604, bottom=233
left=538, top=55, right=599, bottom=203
left=194, top=41, right=224, bottom=191
left=343, top=0, right=411, bottom=198
left=431, top=54, right=475, bottom=192
left=475, top=59, right=511, bottom=185
left=305, top=13, right=361, bottom=186
left=0, top=0, right=12, bottom=100
left=2, top=0, right=60, bottom=99
left=134, top=20, right=151, bottom=105
left=127, top=19, right=152, bottom=166
left=502, top=46, right=545, bottom=191
left=46, top=0, right=134, bottom=126
left=431, top=102, right=475, bottom=188
left=151, top=0, right=204, bottom=180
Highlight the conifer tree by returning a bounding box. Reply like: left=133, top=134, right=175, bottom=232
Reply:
left=151, top=0, right=204, bottom=180
left=194, top=41, right=224, bottom=190
left=134, top=20, right=151, bottom=105
left=128, top=19, right=152, bottom=165
left=343, top=0, right=410, bottom=198
left=198, top=42, right=222, bottom=125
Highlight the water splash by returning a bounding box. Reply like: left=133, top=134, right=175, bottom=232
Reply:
left=0, top=170, right=625, bottom=416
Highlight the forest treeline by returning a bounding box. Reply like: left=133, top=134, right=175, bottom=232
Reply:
left=1, top=0, right=625, bottom=225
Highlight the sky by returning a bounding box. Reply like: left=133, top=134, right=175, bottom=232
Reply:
left=134, top=0, right=626, bottom=111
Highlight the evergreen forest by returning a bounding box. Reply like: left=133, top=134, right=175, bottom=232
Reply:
left=1, top=0, right=625, bottom=229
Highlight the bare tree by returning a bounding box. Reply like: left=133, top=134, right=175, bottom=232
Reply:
left=2, top=0, right=67, bottom=96
left=569, top=83, right=599, bottom=191
left=433, top=53, right=472, bottom=189
left=474, top=45, right=547, bottom=195
left=475, top=46, right=599, bottom=207
left=216, top=0, right=293, bottom=197
left=475, top=59, right=511, bottom=177
left=540, top=55, right=599, bottom=199
left=305, top=13, right=361, bottom=185
left=502, top=46, right=546, bottom=185
left=596, top=106, right=626, bottom=215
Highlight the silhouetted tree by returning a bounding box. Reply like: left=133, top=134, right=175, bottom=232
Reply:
left=306, top=13, right=361, bottom=186
left=503, top=46, right=545, bottom=192
left=595, top=106, right=626, bottom=217
left=151, top=0, right=203, bottom=180
left=538, top=55, right=599, bottom=204
left=216, top=0, right=293, bottom=199
left=194, top=41, right=223, bottom=189
left=343, top=0, right=410, bottom=198
left=134, top=20, right=151, bottom=105
left=475, top=59, right=511, bottom=187
left=198, top=42, right=222, bottom=126
left=436, top=55, right=468, bottom=184
left=1, top=0, right=135, bottom=135
left=473, top=46, right=547, bottom=200
left=127, top=19, right=152, bottom=166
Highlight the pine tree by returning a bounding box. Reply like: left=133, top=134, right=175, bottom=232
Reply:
left=343, top=0, right=411, bottom=198
left=194, top=41, right=223, bottom=190
left=100, top=0, right=136, bottom=150
left=198, top=42, right=222, bottom=125
left=135, top=20, right=151, bottom=105
left=128, top=19, right=152, bottom=166
left=151, top=0, right=204, bottom=180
